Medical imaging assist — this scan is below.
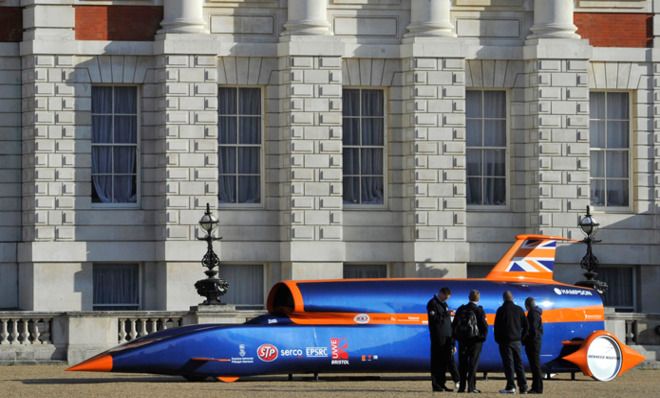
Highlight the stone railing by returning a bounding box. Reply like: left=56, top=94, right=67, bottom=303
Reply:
left=0, top=314, right=57, bottom=345
left=117, top=314, right=185, bottom=343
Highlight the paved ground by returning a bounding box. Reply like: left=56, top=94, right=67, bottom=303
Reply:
left=0, top=365, right=657, bottom=397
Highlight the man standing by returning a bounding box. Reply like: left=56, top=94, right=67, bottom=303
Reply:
left=453, top=289, right=488, bottom=393
left=524, top=297, right=544, bottom=394
left=427, top=287, right=454, bottom=392
left=494, top=291, right=529, bottom=394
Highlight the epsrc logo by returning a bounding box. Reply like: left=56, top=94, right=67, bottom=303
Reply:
left=257, top=344, right=278, bottom=362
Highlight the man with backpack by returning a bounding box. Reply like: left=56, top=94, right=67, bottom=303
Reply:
left=427, top=287, right=454, bottom=392
left=452, top=289, right=488, bottom=393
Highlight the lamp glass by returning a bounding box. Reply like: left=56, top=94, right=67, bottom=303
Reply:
left=579, top=215, right=598, bottom=236
left=199, top=213, right=218, bottom=232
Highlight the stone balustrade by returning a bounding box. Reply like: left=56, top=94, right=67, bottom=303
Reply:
left=0, top=315, right=54, bottom=345
left=118, top=315, right=184, bottom=344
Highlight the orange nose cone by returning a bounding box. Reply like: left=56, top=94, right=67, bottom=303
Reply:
left=66, top=355, right=113, bottom=372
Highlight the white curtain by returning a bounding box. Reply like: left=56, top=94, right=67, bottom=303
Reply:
left=599, top=268, right=634, bottom=310
left=93, top=264, right=139, bottom=310
left=220, top=264, right=264, bottom=306
left=344, top=264, right=387, bottom=279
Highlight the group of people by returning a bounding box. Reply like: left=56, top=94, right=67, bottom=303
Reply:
left=427, top=288, right=544, bottom=394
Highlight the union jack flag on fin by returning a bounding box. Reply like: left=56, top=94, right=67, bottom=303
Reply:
left=485, top=234, right=571, bottom=282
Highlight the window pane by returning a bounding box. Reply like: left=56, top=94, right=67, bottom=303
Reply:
left=93, top=264, right=139, bottom=309
left=590, top=151, right=604, bottom=178
left=607, top=121, right=629, bottom=148
left=114, top=116, right=137, bottom=144
left=344, top=264, right=387, bottom=279
left=219, top=176, right=237, bottom=203
left=219, top=88, right=237, bottom=114
left=362, top=90, right=383, bottom=117
left=113, top=147, right=136, bottom=174
left=484, top=149, right=505, bottom=177
left=219, top=147, right=236, bottom=174
left=343, top=118, right=359, bottom=145
left=467, top=177, right=482, bottom=205
left=606, top=92, right=628, bottom=120
left=219, top=116, right=237, bottom=144
left=590, top=120, right=606, bottom=148
left=483, top=120, right=506, bottom=147
left=239, top=88, right=261, bottom=115
left=606, top=179, right=629, bottom=207
left=361, top=118, right=384, bottom=146
left=238, top=147, right=260, bottom=174
left=114, top=87, right=137, bottom=114
left=606, top=152, right=628, bottom=178
left=466, top=119, right=482, bottom=146
left=590, top=179, right=605, bottom=206
left=221, top=265, right=264, bottom=306
left=92, top=115, right=113, bottom=143
left=238, top=176, right=260, bottom=203
left=92, top=87, right=113, bottom=114
left=466, top=149, right=481, bottom=176
left=113, top=176, right=136, bottom=203
left=466, top=91, right=481, bottom=118
left=92, top=175, right=112, bottom=203
left=92, top=146, right=112, bottom=174
left=343, top=89, right=360, bottom=117
left=239, top=117, right=261, bottom=144
left=343, top=177, right=360, bottom=204
left=483, top=91, right=506, bottom=118
left=361, top=148, right=383, bottom=175
left=343, top=148, right=360, bottom=175
left=590, top=92, right=605, bottom=119
left=599, top=268, right=634, bottom=309
left=484, top=178, right=506, bottom=206
left=361, top=177, right=384, bottom=204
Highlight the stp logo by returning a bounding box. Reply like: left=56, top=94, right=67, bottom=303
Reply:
left=257, top=344, right=278, bottom=362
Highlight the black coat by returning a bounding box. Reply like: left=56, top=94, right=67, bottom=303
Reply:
left=494, top=300, right=528, bottom=344
left=427, top=295, right=453, bottom=339
left=452, top=302, right=489, bottom=342
left=524, top=306, right=544, bottom=346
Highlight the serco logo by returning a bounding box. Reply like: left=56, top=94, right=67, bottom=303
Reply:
left=354, top=313, right=370, bottom=324
left=257, top=344, right=278, bottom=362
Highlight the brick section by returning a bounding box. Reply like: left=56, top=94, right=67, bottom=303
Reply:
left=575, top=13, right=652, bottom=48
left=75, top=6, right=163, bottom=41
left=0, top=7, right=23, bottom=42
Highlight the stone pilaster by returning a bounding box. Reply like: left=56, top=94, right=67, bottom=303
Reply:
left=406, top=0, right=455, bottom=37
left=401, top=38, right=467, bottom=276
left=283, top=0, right=331, bottom=36
left=161, top=0, right=207, bottom=34
left=527, top=0, right=579, bottom=40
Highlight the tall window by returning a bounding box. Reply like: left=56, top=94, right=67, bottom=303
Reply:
left=466, top=90, right=506, bottom=206
left=343, top=89, right=385, bottom=205
left=220, top=264, right=264, bottom=307
left=598, top=266, right=635, bottom=311
left=343, top=264, right=387, bottom=279
left=590, top=92, right=630, bottom=208
left=93, top=264, right=140, bottom=311
left=91, top=86, right=138, bottom=204
left=218, top=88, right=262, bottom=204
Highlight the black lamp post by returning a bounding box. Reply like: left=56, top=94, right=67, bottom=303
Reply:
left=575, top=206, right=608, bottom=295
left=194, top=203, right=229, bottom=305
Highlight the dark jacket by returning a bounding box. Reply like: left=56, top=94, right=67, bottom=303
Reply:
left=427, top=295, right=453, bottom=339
left=452, top=302, right=488, bottom=342
left=494, top=300, right=528, bottom=344
left=524, top=306, right=544, bottom=346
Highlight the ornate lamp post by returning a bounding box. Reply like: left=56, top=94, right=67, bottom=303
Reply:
left=575, top=206, right=608, bottom=295
left=194, top=203, right=229, bottom=305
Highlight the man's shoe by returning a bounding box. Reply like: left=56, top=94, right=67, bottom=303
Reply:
left=499, top=388, right=516, bottom=394
left=456, top=381, right=461, bottom=390
left=527, top=391, right=542, bottom=394
left=468, top=389, right=481, bottom=393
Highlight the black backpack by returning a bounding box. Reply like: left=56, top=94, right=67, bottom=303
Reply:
left=454, top=306, right=480, bottom=340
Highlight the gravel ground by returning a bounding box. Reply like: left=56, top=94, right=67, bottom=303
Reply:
left=1, top=365, right=657, bottom=398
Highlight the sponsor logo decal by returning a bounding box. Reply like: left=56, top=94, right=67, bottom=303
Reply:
left=280, top=348, right=304, bottom=357
left=306, top=347, right=329, bottom=358
left=257, top=343, right=279, bottom=362
left=330, top=337, right=349, bottom=365
left=361, top=354, right=378, bottom=362
left=231, top=344, right=254, bottom=364
left=353, top=313, right=370, bottom=324
left=553, top=287, right=593, bottom=296
left=239, top=344, right=246, bottom=357
left=268, top=318, right=278, bottom=324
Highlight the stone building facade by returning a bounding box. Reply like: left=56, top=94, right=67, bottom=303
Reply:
left=0, top=0, right=658, bottom=314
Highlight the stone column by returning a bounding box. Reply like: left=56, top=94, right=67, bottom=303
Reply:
left=528, top=0, right=579, bottom=40
left=161, top=0, right=207, bottom=34
left=406, top=0, right=455, bottom=37
left=283, top=0, right=331, bottom=35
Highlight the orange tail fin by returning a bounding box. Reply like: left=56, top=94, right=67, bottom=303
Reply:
left=485, top=234, right=573, bottom=282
